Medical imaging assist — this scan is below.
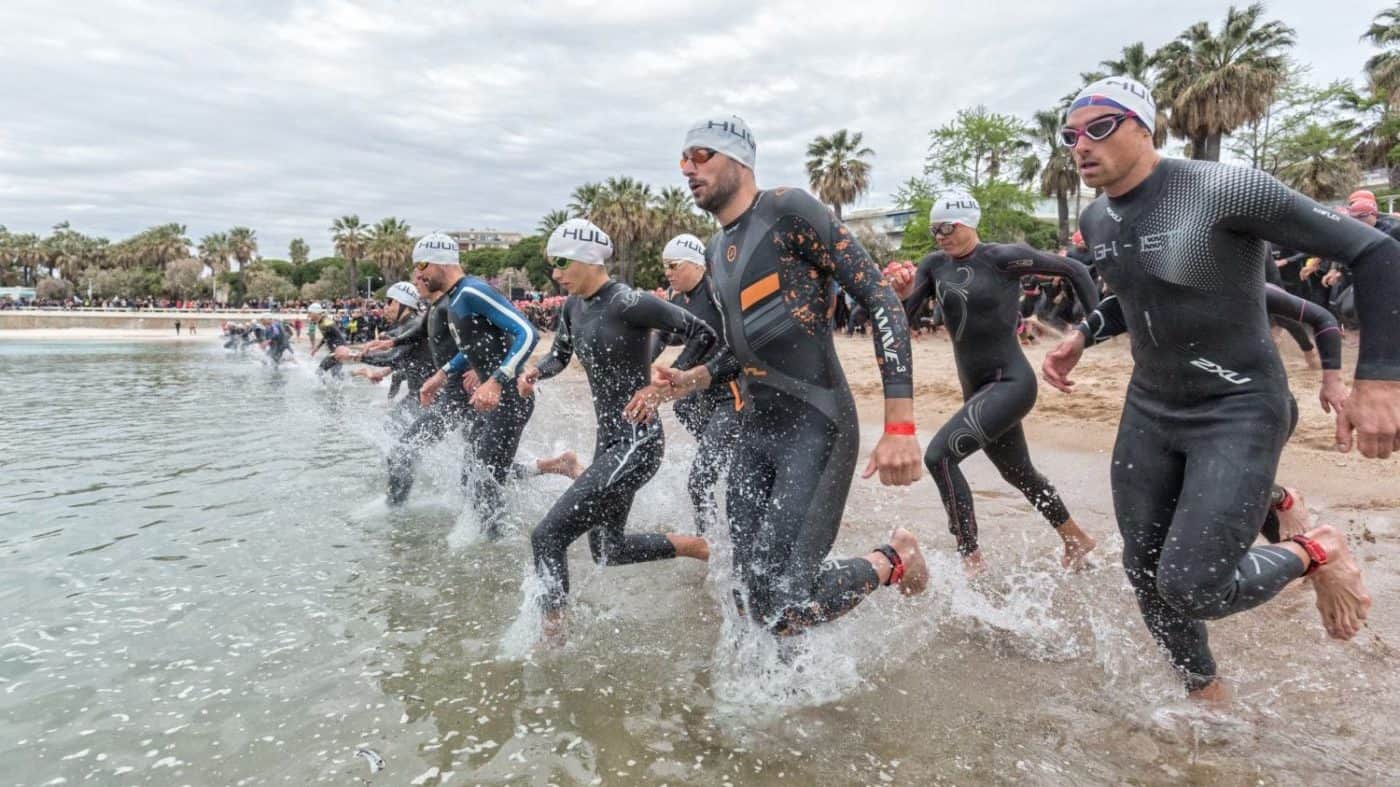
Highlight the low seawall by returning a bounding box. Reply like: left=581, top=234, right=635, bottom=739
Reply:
left=0, top=310, right=302, bottom=331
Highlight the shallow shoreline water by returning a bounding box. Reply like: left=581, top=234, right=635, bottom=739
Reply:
left=2, top=338, right=1397, bottom=785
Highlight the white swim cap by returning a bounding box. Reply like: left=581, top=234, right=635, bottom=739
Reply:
left=929, top=191, right=981, bottom=229
left=308, top=302, right=325, bottom=315
left=412, top=232, right=460, bottom=265
left=662, top=233, right=707, bottom=266
left=385, top=281, right=421, bottom=308
left=547, top=218, right=613, bottom=265
left=682, top=115, right=757, bottom=170
left=1070, top=77, right=1156, bottom=135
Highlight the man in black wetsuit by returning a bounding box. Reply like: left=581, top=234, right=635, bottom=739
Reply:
left=338, top=281, right=434, bottom=429
left=517, top=218, right=713, bottom=641
left=892, top=190, right=1099, bottom=576
left=1041, top=76, right=1400, bottom=701
left=654, top=232, right=741, bottom=534
left=1349, top=191, right=1400, bottom=242
left=650, top=115, right=930, bottom=636
left=362, top=234, right=554, bottom=534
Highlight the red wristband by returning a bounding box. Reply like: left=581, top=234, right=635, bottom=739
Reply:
left=884, top=422, right=916, bottom=436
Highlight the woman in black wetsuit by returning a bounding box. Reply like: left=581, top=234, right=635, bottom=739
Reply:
left=894, top=191, right=1100, bottom=576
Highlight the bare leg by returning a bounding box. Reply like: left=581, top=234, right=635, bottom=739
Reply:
left=1188, top=679, right=1231, bottom=705
left=1056, top=518, right=1098, bottom=570
left=962, top=549, right=989, bottom=579
left=1274, top=486, right=1312, bottom=542
left=865, top=528, right=930, bottom=595
left=667, top=533, right=709, bottom=561
left=536, top=450, right=584, bottom=480
left=1295, top=524, right=1372, bottom=640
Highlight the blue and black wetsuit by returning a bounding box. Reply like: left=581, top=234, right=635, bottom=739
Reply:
left=530, top=279, right=718, bottom=611
left=702, top=187, right=914, bottom=633
left=1075, top=157, right=1400, bottom=690
left=440, top=275, right=539, bottom=534
left=654, top=273, right=742, bottom=534
left=902, top=243, right=1099, bottom=557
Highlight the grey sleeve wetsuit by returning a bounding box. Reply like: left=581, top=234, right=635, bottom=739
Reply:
left=1077, top=157, right=1400, bottom=689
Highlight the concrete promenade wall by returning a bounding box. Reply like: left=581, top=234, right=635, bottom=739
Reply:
left=0, top=310, right=304, bottom=331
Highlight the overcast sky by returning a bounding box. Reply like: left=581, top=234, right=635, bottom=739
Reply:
left=0, top=1, right=1387, bottom=259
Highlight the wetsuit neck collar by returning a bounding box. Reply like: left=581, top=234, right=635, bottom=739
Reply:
left=579, top=277, right=615, bottom=301
left=1107, top=156, right=1168, bottom=204
left=949, top=242, right=983, bottom=262
left=722, top=191, right=763, bottom=232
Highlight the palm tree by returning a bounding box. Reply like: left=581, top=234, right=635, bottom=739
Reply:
left=289, top=238, right=309, bottom=266
left=366, top=217, right=413, bottom=284
left=227, top=227, right=258, bottom=292
left=198, top=232, right=230, bottom=302
left=331, top=215, right=366, bottom=295
left=1029, top=109, right=1080, bottom=244
left=1277, top=123, right=1360, bottom=200
left=1153, top=4, right=1296, bottom=161
left=568, top=183, right=604, bottom=218
left=589, top=177, right=655, bottom=283
left=1338, top=87, right=1400, bottom=189
left=537, top=209, right=571, bottom=238
left=1362, top=3, right=1400, bottom=101
left=652, top=186, right=712, bottom=241
left=805, top=129, right=874, bottom=220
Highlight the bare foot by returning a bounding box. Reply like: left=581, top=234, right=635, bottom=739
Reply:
left=667, top=534, right=709, bottom=561
left=1307, top=525, right=1371, bottom=640
left=1188, top=678, right=1231, bottom=706
left=540, top=610, right=568, bottom=649
left=889, top=528, right=929, bottom=595
left=962, top=549, right=989, bottom=580
left=1275, top=487, right=1311, bottom=542
left=537, top=450, right=584, bottom=480
left=1303, top=348, right=1322, bottom=370
left=1056, top=519, right=1097, bottom=571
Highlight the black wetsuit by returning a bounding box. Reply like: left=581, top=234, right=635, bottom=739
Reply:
left=655, top=274, right=742, bottom=533
left=385, top=287, right=471, bottom=506
left=702, top=187, right=914, bottom=633
left=902, top=244, right=1099, bottom=556
left=315, top=318, right=347, bottom=377
left=362, top=311, right=436, bottom=428
left=1075, top=157, right=1400, bottom=690
left=530, top=279, right=718, bottom=611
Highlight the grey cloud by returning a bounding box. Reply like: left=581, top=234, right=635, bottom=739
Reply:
left=0, top=0, right=1380, bottom=259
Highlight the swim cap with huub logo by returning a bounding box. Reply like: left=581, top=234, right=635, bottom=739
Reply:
left=1070, top=76, right=1157, bottom=135
left=385, top=281, right=422, bottom=308
left=683, top=115, right=757, bottom=170
left=547, top=218, right=613, bottom=265
left=413, top=232, right=460, bottom=265
left=929, top=190, right=981, bottom=229
left=662, top=233, right=707, bottom=266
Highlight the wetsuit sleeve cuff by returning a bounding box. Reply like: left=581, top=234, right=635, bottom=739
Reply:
left=1354, top=363, right=1400, bottom=382
left=491, top=369, right=511, bottom=386
left=882, top=384, right=914, bottom=400
left=1075, top=322, right=1096, bottom=347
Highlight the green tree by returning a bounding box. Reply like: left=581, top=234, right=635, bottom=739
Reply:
left=1276, top=122, right=1361, bottom=200
left=1363, top=3, right=1400, bottom=100
left=1338, top=85, right=1400, bottom=189
left=924, top=106, right=1032, bottom=188
left=227, top=226, right=258, bottom=288
left=1026, top=108, right=1080, bottom=244
left=289, top=237, right=310, bottom=265
left=1153, top=3, right=1296, bottom=160
left=245, top=268, right=298, bottom=303
left=891, top=176, right=936, bottom=209
left=164, top=258, right=204, bottom=299
left=366, top=217, right=413, bottom=284
left=198, top=232, right=230, bottom=303
left=331, top=215, right=366, bottom=296
left=805, top=129, right=875, bottom=220
left=1226, top=67, right=1349, bottom=174
left=588, top=176, right=655, bottom=284
left=537, top=209, right=571, bottom=239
